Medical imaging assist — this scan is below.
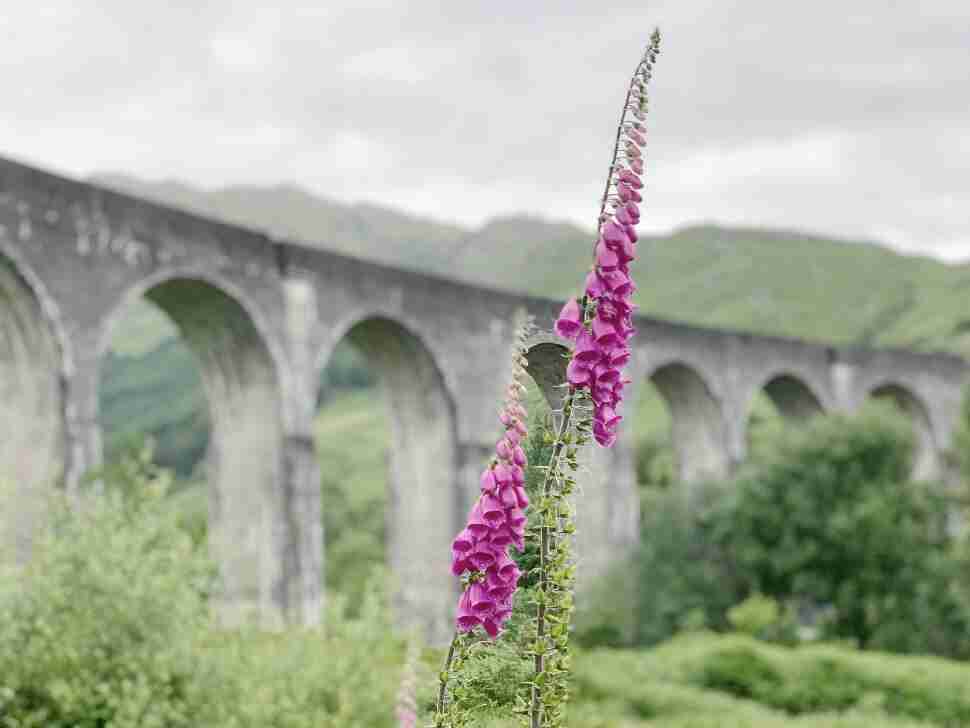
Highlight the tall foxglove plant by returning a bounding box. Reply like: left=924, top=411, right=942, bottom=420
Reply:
left=433, top=32, right=661, bottom=727
left=530, top=30, right=661, bottom=727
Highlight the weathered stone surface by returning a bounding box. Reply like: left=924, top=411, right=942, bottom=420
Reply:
left=0, top=155, right=966, bottom=639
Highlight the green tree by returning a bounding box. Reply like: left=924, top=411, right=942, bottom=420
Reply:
left=634, top=484, right=743, bottom=646
left=729, top=402, right=970, bottom=656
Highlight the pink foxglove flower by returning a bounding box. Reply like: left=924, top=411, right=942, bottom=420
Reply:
left=449, top=317, right=533, bottom=638
left=554, top=298, right=583, bottom=339
left=552, top=38, right=659, bottom=447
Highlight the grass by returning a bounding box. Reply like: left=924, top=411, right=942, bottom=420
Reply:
left=562, top=633, right=970, bottom=727
left=412, top=633, right=970, bottom=727
left=432, top=633, right=970, bottom=727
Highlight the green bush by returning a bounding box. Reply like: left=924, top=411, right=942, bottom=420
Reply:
left=633, top=485, right=743, bottom=646
left=727, top=594, right=780, bottom=637
left=0, top=455, right=406, bottom=728
left=200, top=580, right=404, bottom=728
left=727, top=594, right=799, bottom=646
left=0, top=462, right=214, bottom=727
left=696, top=645, right=782, bottom=700
left=573, top=564, right=638, bottom=648
left=574, top=634, right=970, bottom=727
left=436, top=635, right=532, bottom=724
left=771, top=657, right=867, bottom=714
left=632, top=404, right=970, bottom=660
left=729, top=403, right=970, bottom=657
left=670, top=633, right=970, bottom=724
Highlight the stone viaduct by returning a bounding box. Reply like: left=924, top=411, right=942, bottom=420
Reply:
left=1, top=155, right=966, bottom=641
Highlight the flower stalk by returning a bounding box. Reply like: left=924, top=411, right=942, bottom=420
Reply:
left=528, top=388, right=582, bottom=728
left=434, top=632, right=460, bottom=726
left=529, top=29, right=661, bottom=727
left=431, top=31, right=661, bottom=727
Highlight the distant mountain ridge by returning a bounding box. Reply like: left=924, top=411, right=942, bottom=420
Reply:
left=91, top=172, right=970, bottom=353
left=91, top=172, right=466, bottom=273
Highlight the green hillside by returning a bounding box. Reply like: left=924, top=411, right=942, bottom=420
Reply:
left=90, top=173, right=970, bottom=476
left=91, top=173, right=466, bottom=271
left=92, top=173, right=970, bottom=353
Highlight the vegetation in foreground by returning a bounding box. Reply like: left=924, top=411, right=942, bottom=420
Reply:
left=5, top=390, right=970, bottom=726
left=0, top=459, right=404, bottom=728
left=426, top=631, right=970, bottom=727
left=2, top=465, right=969, bottom=727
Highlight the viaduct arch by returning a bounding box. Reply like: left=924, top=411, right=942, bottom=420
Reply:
left=100, top=272, right=287, bottom=625
left=317, top=313, right=459, bottom=644
left=868, top=381, right=939, bottom=480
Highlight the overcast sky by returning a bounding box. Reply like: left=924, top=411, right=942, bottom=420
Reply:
left=2, top=2, right=968, bottom=259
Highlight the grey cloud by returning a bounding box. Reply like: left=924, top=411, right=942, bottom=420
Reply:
left=0, top=0, right=967, bottom=257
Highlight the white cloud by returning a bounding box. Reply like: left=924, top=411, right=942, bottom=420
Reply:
left=0, top=0, right=967, bottom=260
left=340, top=46, right=430, bottom=84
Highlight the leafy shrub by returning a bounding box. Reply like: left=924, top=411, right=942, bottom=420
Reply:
left=634, top=485, right=743, bottom=646
left=200, top=579, right=404, bottom=728
left=575, top=633, right=970, bottom=727
left=0, top=459, right=214, bottom=728
left=727, top=594, right=799, bottom=646
left=729, top=403, right=970, bottom=657
left=573, top=564, right=638, bottom=648
left=696, top=645, right=782, bottom=700
left=633, top=403, right=970, bottom=661
left=439, top=635, right=532, bottom=723
left=728, top=594, right=780, bottom=637
left=771, top=657, right=866, bottom=714
left=0, top=454, right=406, bottom=728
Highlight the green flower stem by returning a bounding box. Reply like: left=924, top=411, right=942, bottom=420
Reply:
left=524, top=31, right=660, bottom=703
left=530, top=388, right=577, bottom=728
left=593, top=27, right=662, bottom=252
left=435, top=630, right=460, bottom=726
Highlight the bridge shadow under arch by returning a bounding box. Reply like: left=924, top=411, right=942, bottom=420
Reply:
left=522, top=341, right=569, bottom=411
left=316, top=315, right=458, bottom=643
left=869, top=382, right=940, bottom=480
left=99, top=274, right=285, bottom=624
left=648, top=362, right=729, bottom=484
left=761, top=373, right=825, bottom=421
left=0, top=252, right=65, bottom=562
left=744, top=372, right=826, bottom=459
